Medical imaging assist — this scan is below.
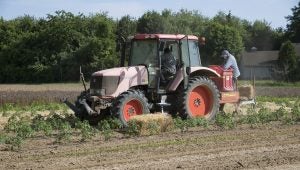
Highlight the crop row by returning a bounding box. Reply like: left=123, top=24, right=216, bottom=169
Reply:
left=0, top=98, right=299, bottom=151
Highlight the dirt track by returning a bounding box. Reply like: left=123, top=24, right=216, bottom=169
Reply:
left=0, top=123, right=299, bottom=170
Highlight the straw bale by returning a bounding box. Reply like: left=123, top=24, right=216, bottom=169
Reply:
left=129, top=113, right=174, bottom=136
left=238, top=85, right=254, bottom=100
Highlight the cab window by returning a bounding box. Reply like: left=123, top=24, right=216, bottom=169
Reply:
left=189, top=40, right=201, bottom=66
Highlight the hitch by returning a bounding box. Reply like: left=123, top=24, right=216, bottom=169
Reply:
left=78, top=98, right=97, bottom=115
left=61, top=98, right=80, bottom=114
left=62, top=98, right=97, bottom=116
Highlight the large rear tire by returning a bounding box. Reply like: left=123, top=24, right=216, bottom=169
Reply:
left=111, top=89, right=150, bottom=126
left=179, top=76, right=220, bottom=120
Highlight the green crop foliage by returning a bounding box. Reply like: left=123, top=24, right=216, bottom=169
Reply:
left=106, top=118, right=123, bottom=129
left=75, top=120, right=96, bottom=142
left=187, top=117, right=209, bottom=128
left=215, top=113, right=236, bottom=129
left=257, top=107, right=273, bottom=124
left=55, top=122, right=72, bottom=143
left=173, top=117, right=189, bottom=133
left=5, top=135, right=23, bottom=151
left=126, top=120, right=140, bottom=136
left=0, top=133, right=7, bottom=144
left=291, top=100, right=300, bottom=122
left=32, top=115, right=53, bottom=136
left=98, top=119, right=114, bottom=140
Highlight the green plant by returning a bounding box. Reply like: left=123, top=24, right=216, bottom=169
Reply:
left=32, top=115, right=53, bottom=136
left=4, top=114, right=34, bottom=138
left=271, top=106, right=286, bottom=121
left=75, top=120, right=96, bottom=142
left=173, top=117, right=189, bottom=133
left=0, top=133, right=7, bottom=144
left=4, top=114, right=20, bottom=132
left=215, top=113, right=236, bottom=129
left=257, top=107, right=272, bottom=124
left=106, top=118, right=123, bottom=129
left=283, top=102, right=300, bottom=124
left=126, top=120, right=140, bottom=136
left=244, top=114, right=259, bottom=128
left=55, top=122, right=72, bottom=143
left=0, top=103, right=15, bottom=117
left=98, top=119, right=113, bottom=140
left=188, top=117, right=209, bottom=128
left=5, top=135, right=23, bottom=151
left=16, top=121, right=34, bottom=139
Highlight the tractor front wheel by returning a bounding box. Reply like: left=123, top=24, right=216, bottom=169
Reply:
left=111, top=90, right=150, bottom=126
left=179, top=76, right=220, bottom=120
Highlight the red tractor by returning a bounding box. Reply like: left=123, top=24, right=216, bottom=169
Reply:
left=64, top=34, right=239, bottom=126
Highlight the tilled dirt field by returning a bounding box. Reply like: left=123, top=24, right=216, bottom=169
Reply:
left=1, top=86, right=300, bottom=105
left=0, top=123, right=299, bottom=170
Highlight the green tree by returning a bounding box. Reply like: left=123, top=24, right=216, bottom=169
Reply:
left=278, top=40, right=298, bottom=81
left=213, top=11, right=251, bottom=51
left=0, top=11, right=117, bottom=83
left=137, top=11, right=166, bottom=33
left=248, top=20, right=275, bottom=50
left=117, top=15, right=137, bottom=39
left=202, top=21, right=243, bottom=65
left=171, top=9, right=208, bottom=35
left=286, top=2, right=300, bottom=43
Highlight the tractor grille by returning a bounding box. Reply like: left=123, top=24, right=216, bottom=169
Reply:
left=90, top=76, right=119, bottom=96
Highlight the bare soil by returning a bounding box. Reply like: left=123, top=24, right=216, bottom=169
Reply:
left=0, top=86, right=300, bottom=105
left=0, top=123, right=299, bottom=170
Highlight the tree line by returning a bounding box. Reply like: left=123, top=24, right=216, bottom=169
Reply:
left=0, top=7, right=299, bottom=83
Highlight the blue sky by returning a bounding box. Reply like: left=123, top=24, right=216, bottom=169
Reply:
left=0, top=0, right=298, bottom=28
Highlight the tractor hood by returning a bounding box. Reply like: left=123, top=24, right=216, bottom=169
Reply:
left=90, top=66, right=148, bottom=97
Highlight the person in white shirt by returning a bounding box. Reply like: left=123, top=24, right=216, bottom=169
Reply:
left=221, top=50, right=240, bottom=90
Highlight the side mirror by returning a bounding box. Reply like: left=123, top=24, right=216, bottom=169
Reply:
left=199, top=37, right=206, bottom=45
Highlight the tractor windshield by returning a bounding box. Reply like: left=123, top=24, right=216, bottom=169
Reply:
left=129, top=40, right=158, bottom=67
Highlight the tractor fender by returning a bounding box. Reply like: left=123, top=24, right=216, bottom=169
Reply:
left=168, top=67, right=220, bottom=91
left=189, top=67, right=221, bottom=77
left=92, top=66, right=148, bottom=97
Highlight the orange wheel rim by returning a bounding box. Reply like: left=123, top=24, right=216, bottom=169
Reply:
left=188, top=85, right=213, bottom=117
left=123, top=99, right=143, bottom=121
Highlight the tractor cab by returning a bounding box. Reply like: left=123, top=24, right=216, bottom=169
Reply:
left=123, top=34, right=202, bottom=93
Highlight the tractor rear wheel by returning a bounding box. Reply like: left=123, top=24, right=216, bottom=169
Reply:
left=179, top=76, right=220, bottom=120
left=111, top=89, right=150, bottom=126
